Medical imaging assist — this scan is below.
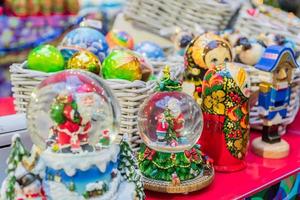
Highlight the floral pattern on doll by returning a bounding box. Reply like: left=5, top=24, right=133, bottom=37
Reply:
left=202, top=64, right=250, bottom=159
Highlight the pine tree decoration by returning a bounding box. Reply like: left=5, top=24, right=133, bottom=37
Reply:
left=157, top=66, right=182, bottom=92
left=6, top=135, right=29, bottom=200
left=118, top=138, right=145, bottom=200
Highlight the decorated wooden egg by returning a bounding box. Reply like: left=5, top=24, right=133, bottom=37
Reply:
left=200, top=62, right=250, bottom=172
left=106, top=30, right=134, bottom=50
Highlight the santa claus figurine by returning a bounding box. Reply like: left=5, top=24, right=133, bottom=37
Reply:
left=155, top=98, right=185, bottom=146
left=49, top=84, right=99, bottom=153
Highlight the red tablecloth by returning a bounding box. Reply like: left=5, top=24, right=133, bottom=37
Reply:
left=146, top=115, right=300, bottom=200
left=0, top=97, right=15, bottom=116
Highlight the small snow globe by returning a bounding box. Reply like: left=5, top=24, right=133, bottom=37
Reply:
left=60, top=26, right=109, bottom=62
left=27, top=70, right=120, bottom=152
left=138, top=66, right=203, bottom=152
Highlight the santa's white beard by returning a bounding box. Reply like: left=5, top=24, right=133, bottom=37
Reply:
left=78, top=105, right=94, bottom=124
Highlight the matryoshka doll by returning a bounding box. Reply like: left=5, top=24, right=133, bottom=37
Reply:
left=183, top=32, right=233, bottom=105
left=200, top=63, right=251, bottom=172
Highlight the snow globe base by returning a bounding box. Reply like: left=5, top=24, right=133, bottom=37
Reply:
left=138, top=144, right=214, bottom=194
left=251, top=137, right=289, bottom=159
left=142, top=169, right=214, bottom=194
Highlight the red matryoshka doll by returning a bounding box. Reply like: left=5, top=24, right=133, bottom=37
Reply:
left=200, top=63, right=251, bottom=172
left=183, top=32, right=233, bottom=105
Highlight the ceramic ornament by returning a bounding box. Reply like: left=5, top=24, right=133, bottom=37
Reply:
left=1, top=70, right=144, bottom=200
left=106, top=30, right=134, bottom=50
left=234, top=37, right=265, bottom=66
left=183, top=32, right=233, bottom=105
left=172, top=30, right=194, bottom=56
left=252, top=46, right=299, bottom=159
left=137, top=66, right=214, bottom=194
left=257, top=33, right=296, bottom=51
left=200, top=63, right=251, bottom=172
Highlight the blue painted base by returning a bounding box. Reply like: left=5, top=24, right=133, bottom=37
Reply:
left=45, top=161, right=118, bottom=195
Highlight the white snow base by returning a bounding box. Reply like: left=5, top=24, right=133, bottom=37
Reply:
left=40, top=144, right=120, bottom=176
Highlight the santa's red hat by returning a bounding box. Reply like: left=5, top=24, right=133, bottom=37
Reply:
left=76, top=84, right=94, bottom=93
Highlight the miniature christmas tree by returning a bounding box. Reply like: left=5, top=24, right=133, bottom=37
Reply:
left=6, top=135, right=29, bottom=200
left=118, top=138, right=145, bottom=200
left=157, top=66, right=182, bottom=92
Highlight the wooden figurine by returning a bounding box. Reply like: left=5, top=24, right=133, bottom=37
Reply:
left=200, top=63, right=251, bottom=172
left=252, top=45, right=299, bottom=159
left=183, top=32, right=233, bottom=105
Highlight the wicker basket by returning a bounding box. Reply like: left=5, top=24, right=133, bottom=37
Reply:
left=235, top=4, right=300, bottom=51
left=10, top=61, right=184, bottom=151
left=124, top=0, right=241, bottom=35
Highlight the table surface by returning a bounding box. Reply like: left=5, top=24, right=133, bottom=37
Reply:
left=0, top=97, right=299, bottom=199
left=0, top=97, right=15, bottom=116
left=146, top=115, right=300, bottom=200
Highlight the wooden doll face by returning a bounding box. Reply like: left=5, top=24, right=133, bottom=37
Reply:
left=204, top=47, right=232, bottom=70
left=273, top=63, right=293, bottom=85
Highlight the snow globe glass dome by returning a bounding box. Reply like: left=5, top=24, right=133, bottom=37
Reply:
left=60, top=26, right=109, bottom=62
left=138, top=67, right=203, bottom=153
left=27, top=70, right=120, bottom=151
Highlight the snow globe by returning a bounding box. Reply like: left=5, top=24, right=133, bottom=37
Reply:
left=1, top=70, right=144, bottom=200
left=59, top=25, right=109, bottom=62
left=137, top=66, right=214, bottom=193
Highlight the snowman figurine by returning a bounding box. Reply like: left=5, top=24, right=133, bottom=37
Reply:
left=15, top=164, right=46, bottom=200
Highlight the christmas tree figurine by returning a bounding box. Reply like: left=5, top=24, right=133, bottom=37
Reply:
left=137, top=66, right=214, bottom=193
left=5, top=135, right=30, bottom=200
left=118, top=136, right=145, bottom=200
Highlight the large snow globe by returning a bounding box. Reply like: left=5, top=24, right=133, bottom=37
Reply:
left=27, top=70, right=120, bottom=152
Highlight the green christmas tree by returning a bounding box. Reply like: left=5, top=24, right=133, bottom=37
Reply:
left=118, top=138, right=145, bottom=200
left=6, top=135, right=30, bottom=200
left=156, top=66, right=182, bottom=92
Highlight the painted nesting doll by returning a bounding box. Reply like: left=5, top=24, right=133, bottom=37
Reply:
left=200, top=63, right=251, bottom=172
left=183, top=32, right=233, bottom=105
